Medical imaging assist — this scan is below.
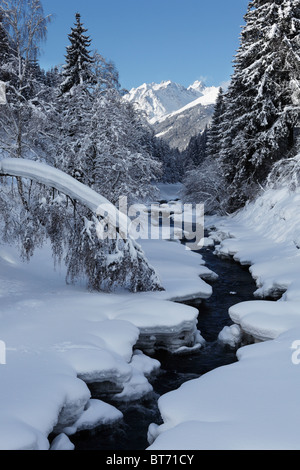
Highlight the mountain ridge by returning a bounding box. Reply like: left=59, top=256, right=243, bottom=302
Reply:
left=124, top=80, right=219, bottom=151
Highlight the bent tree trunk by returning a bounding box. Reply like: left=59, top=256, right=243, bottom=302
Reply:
left=0, top=158, right=163, bottom=293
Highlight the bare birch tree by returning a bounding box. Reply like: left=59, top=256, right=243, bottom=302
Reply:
left=0, top=0, right=51, bottom=207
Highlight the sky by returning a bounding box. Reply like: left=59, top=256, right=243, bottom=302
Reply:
left=40, top=0, right=249, bottom=91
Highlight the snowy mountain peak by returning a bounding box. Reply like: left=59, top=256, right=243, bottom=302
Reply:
left=123, top=79, right=219, bottom=124
left=153, top=80, right=174, bottom=90
left=187, top=80, right=206, bottom=93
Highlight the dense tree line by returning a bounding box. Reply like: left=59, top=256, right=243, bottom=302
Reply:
left=183, top=0, right=300, bottom=214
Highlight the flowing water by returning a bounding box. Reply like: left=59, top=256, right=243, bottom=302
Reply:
left=71, top=243, right=257, bottom=450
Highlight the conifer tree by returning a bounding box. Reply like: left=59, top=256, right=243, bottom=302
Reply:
left=149, top=137, right=181, bottom=184
left=219, top=0, right=300, bottom=211
left=0, top=12, right=9, bottom=68
left=206, top=88, right=225, bottom=160
left=61, top=13, right=95, bottom=94
left=185, top=126, right=209, bottom=170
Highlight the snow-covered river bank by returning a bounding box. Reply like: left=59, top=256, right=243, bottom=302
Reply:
left=0, top=183, right=218, bottom=452
left=148, top=184, right=300, bottom=450
left=71, top=243, right=257, bottom=450
left=1, top=182, right=300, bottom=450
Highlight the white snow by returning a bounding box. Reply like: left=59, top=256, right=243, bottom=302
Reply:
left=153, top=87, right=220, bottom=125
left=50, top=433, right=75, bottom=451
left=0, top=215, right=214, bottom=449
left=8, top=155, right=300, bottom=450
left=268, top=23, right=278, bottom=39
left=187, top=80, right=205, bottom=93
left=217, top=324, right=243, bottom=348
left=70, top=399, right=123, bottom=433
left=0, top=158, right=130, bottom=234
left=148, top=327, right=300, bottom=450
left=148, top=164, right=300, bottom=450
left=0, top=81, right=6, bottom=105
left=139, top=239, right=215, bottom=302
left=123, top=80, right=219, bottom=125
left=198, top=237, right=215, bottom=247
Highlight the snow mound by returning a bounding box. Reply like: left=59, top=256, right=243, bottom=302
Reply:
left=70, top=399, right=123, bottom=433
left=50, top=434, right=75, bottom=451
left=148, top=327, right=300, bottom=450
left=217, top=324, right=243, bottom=348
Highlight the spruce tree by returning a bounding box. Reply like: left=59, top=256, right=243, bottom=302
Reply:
left=219, top=0, right=300, bottom=211
left=0, top=12, right=9, bottom=65
left=183, top=127, right=208, bottom=171
left=206, top=88, right=225, bottom=160
left=61, top=13, right=95, bottom=94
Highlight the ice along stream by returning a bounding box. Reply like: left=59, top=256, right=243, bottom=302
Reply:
left=71, top=242, right=257, bottom=451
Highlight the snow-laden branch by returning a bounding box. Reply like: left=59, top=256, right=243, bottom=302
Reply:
left=0, top=158, right=130, bottom=236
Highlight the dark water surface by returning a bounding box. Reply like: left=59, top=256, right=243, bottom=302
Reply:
left=71, top=245, right=257, bottom=450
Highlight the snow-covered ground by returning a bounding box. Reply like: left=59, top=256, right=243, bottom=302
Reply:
left=0, top=181, right=215, bottom=450
left=148, top=180, right=300, bottom=450
left=6, top=175, right=300, bottom=451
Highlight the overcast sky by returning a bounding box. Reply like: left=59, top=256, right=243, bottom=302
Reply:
left=40, top=0, right=249, bottom=91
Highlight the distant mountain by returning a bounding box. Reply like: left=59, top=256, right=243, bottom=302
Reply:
left=124, top=80, right=219, bottom=151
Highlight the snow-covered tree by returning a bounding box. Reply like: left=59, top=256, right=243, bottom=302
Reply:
left=0, top=12, right=9, bottom=78
left=184, top=126, right=209, bottom=171
left=53, top=84, right=94, bottom=182
left=65, top=208, right=162, bottom=293
left=0, top=3, right=163, bottom=293
left=206, top=88, right=225, bottom=160
left=182, top=90, right=226, bottom=210
left=82, top=87, right=162, bottom=205
left=219, top=0, right=300, bottom=211
left=56, top=12, right=162, bottom=203
left=0, top=158, right=163, bottom=293
left=92, top=51, right=121, bottom=93
left=182, top=122, right=227, bottom=214
left=0, top=0, right=52, bottom=212
left=61, top=13, right=95, bottom=94
left=152, top=138, right=183, bottom=184
left=0, top=0, right=51, bottom=158
left=181, top=156, right=228, bottom=214
left=44, top=66, right=61, bottom=88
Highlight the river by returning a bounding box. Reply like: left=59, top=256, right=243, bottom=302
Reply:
left=71, top=242, right=257, bottom=450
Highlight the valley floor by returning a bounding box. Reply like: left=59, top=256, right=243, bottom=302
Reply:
left=1, top=181, right=300, bottom=450
left=0, top=182, right=214, bottom=450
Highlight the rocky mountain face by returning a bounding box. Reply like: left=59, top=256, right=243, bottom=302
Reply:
left=124, top=80, right=219, bottom=151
